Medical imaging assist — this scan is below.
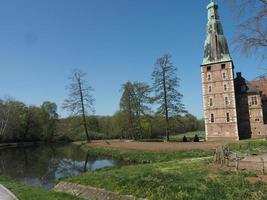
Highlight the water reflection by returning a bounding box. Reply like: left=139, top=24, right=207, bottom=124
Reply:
left=0, top=144, right=124, bottom=189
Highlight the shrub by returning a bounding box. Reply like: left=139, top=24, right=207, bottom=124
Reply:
left=183, top=136, right=188, bottom=142
left=193, top=135, right=199, bottom=142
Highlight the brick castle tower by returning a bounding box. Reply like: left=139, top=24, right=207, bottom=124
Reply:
left=201, top=1, right=239, bottom=141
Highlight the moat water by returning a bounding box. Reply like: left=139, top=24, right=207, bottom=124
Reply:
left=0, top=143, right=125, bottom=189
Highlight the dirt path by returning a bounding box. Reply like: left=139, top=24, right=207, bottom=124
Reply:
left=80, top=140, right=227, bottom=152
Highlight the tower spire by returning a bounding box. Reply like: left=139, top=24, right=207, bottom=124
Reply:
left=202, top=1, right=231, bottom=65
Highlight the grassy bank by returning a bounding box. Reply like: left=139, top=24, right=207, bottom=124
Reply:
left=0, top=176, right=81, bottom=200
left=66, top=155, right=267, bottom=200
left=81, top=144, right=213, bottom=163
left=65, top=144, right=267, bottom=200
left=227, top=140, right=267, bottom=155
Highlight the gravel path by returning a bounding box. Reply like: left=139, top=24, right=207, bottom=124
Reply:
left=54, top=181, right=146, bottom=200
left=0, top=185, right=18, bottom=200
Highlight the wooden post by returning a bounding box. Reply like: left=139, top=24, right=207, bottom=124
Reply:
left=261, top=157, right=265, bottom=175
left=235, top=153, right=239, bottom=171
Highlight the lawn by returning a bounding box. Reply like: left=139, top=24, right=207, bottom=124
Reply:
left=0, top=176, right=82, bottom=200
left=65, top=143, right=267, bottom=200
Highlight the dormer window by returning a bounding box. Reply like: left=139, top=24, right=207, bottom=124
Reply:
left=251, top=96, right=258, bottom=105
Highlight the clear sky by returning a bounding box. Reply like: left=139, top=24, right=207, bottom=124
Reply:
left=0, top=0, right=264, bottom=118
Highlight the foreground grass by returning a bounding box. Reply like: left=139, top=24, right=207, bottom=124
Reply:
left=81, top=144, right=213, bottom=163
left=0, top=176, right=81, bottom=200
left=66, top=158, right=267, bottom=200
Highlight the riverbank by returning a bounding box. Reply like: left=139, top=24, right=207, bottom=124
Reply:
left=61, top=141, right=267, bottom=200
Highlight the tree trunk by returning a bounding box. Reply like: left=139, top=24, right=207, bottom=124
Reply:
left=162, top=68, right=170, bottom=141
left=77, top=78, right=90, bottom=142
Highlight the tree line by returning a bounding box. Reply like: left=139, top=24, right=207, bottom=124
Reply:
left=0, top=54, right=204, bottom=143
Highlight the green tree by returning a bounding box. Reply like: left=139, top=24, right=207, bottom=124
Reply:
left=41, top=101, right=58, bottom=141
left=120, top=81, right=151, bottom=139
left=152, top=54, right=186, bottom=141
left=63, top=69, right=95, bottom=142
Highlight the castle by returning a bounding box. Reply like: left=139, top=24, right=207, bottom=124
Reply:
left=201, top=1, right=267, bottom=141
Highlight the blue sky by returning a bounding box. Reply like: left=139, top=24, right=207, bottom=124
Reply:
left=0, top=0, right=264, bottom=118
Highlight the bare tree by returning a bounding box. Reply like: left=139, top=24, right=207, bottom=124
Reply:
left=0, top=99, right=11, bottom=137
left=231, top=0, right=267, bottom=60
left=152, top=54, right=186, bottom=141
left=63, top=69, right=95, bottom=142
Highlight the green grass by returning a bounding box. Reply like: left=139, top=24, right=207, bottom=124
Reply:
left=65, top=157, right=267, bottom=200
left=0, top=176, right=82, bottom=200
left=227, top=139, right=267, bottom=155
left=169, top=131, right=205, bottom=141
left=81, top=144, right=213, bottom=164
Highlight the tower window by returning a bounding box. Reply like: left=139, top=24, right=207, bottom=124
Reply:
left=207, top=66, right=211, bottom=71
left=209, top=98, right=213, bottom=107
left=224, top=84, right=227, bottom=92
left=207, top=73, right=212, bottom=81
left=222, top=72, right=227, bottom=80
left=251, top=96, right=258, bottom=105
left=211, top=114, right=215, bottom=123
left=226, top=113, right=230, bottom=122
left=208, top=85, right=212, bottom=93
left=225, top=96, right=229, bottom=105
left=221, top=64, right=226, bottom=69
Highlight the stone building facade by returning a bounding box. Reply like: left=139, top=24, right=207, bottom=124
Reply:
left=201, top=2, right=267, bottom=141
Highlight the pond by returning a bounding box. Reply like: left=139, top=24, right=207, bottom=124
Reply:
left=0, top=143, right=125, bottom=189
